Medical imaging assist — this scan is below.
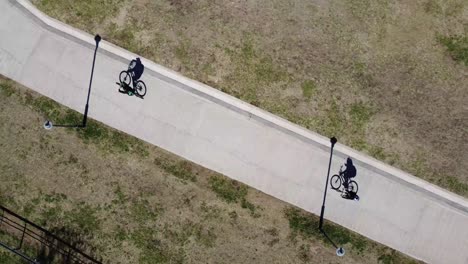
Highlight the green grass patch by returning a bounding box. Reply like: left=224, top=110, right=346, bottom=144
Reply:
left=241, top=39, right=256, bottom=61
left=301, top=80, right=316, bottom=100
left=225, top=38, right=291, bottom=86
left=60, top=108, right=82, bottom=125
left=438, top=35, right=468, bottom=65
left=130, top=227, right=185, bottom=264
left=209, top=176, right=248, bottom=203
left=378, top=249, right=420, bottom=264
left=200, top=202, right=222, bottom=220
left=114, top=226, right=129, bottom=242
left=284, top=207, right=317, bottom=238
left=113, top=185, right=128, bottom=204
left=39, top=204, right=65, bottom=227
left=130, top=227, right=155, bottom=249
left=297, top=243, right=312, bottom=262
left=408, top=152, right=468, bottom=196
left=424, top=0, right=442, bottom=15
left=106, top=23, right=136, bottom=51
left=350, top=138, right=368, bottom=151
left=32, top=97, right=62, bottom=121
left=0, top=251, right=23, bottom=264
left=131, top=199, right=162, bottom=224
left=409, top=152, right=429, bottom=177
left=175, top=39, right=191, bottom=64
left=194, top=226, right=217, bottom=248
left=154, top=158, right=197, bottom=182
left=66, top=202, right=101, bottom=235
left=241, top=198, right=261, bottom=218
left=139, top=246, right=184, bottom=264
left=349, top=102, right=374, bottom=126
left=254, top=57, right=286, bottom=83
left=319, top=100, right=344, bottom=137
left=434, top=175, right=468, bottom=197
left=0, top=81, right=15, bottom=97
left=162, top=220, right=217, bottom=250
left=80, top=121, right=108, bottom=141
left=208, top=175, right=262, bottom=217
left=368, top=145, right=388, bottom=161
left=43, top=192, right=67, bottom=203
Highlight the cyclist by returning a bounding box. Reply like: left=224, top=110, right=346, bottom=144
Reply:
left=128, top=57, right=144, bottom=88
left=342, top=157, right=356, bottom=192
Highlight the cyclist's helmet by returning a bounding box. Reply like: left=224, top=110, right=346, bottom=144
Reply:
left=136, top=58, right=141, bottom=63
left=347, top=157, right=353, bottom=165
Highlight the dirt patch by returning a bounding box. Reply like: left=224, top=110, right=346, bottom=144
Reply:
left=0, top=77, right=419, bottom=263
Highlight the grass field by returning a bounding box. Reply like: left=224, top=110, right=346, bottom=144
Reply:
left=0, top=77, right=421, bottom=263
left=31, top=0, right=468, bottom=197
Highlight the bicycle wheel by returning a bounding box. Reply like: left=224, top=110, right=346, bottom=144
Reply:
left=349, top=181, right=359, bottom=193
left=119, top=71, right=131, bottom=86
left=330, top=175, right=341, bottom=190
left=135, top=80, right=147, bottom=97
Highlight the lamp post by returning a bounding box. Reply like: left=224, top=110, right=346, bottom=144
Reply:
left=319, top=137, right=345, bottom=257
left=44, top=34, right=101, bottom=130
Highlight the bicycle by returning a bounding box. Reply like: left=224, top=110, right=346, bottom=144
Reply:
left=330, top=166, right=359, bottom=194
left=118, top=69, right=147, bottom=98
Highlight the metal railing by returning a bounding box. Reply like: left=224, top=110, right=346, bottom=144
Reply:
left=0, top=205, right=102, bottom=264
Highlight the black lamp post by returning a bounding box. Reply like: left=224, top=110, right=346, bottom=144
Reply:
left=319, top=137, right=345, bottom=256
left=44, top=34, right=101, bottom=130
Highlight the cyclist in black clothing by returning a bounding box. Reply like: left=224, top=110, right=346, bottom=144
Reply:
left=128, top=58, right=144, bottom=88
left=342, top=157, right=356, bottom=191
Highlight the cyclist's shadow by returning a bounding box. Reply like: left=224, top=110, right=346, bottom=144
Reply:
left=330, top=157, right=360, bottom=201
left=116, top=58, right=147, bottom=99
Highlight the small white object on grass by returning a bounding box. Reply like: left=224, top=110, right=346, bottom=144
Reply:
left=336, top=247, right=345, bottom=257
left=43, top=120, right=53, bottom=130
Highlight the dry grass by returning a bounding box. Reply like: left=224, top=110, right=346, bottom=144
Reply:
left=0, top=76, right=421, bottom=263
left=32, top=0, right=468, bottom=197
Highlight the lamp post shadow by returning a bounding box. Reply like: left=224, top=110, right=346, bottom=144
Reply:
left=44, top=34, right=101, bottom=130
left=318, top=137, right=345, bottom=257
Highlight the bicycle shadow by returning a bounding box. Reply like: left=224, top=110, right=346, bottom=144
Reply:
left=330, top=157, right=360, bottom=201
left=116, top=58, right=147, bottom=100
left=341, top=191, right=360, bottom=201
left=116, top=81, right=145, bottom=99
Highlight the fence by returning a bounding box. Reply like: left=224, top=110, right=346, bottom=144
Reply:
left=0, top=205, right=101, bottom=264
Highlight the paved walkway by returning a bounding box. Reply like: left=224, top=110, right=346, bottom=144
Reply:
left=1, top=1, right=467, bottom=263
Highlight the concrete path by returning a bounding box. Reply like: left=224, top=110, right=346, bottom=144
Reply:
left=1, top=1, right=467, bottom=263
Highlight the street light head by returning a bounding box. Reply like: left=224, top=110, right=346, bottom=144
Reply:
left=94, top=34, right=101, bottom=44
left=330, top=137, right=337, bottom=146
left=336, top=247, right=345, bottom=257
